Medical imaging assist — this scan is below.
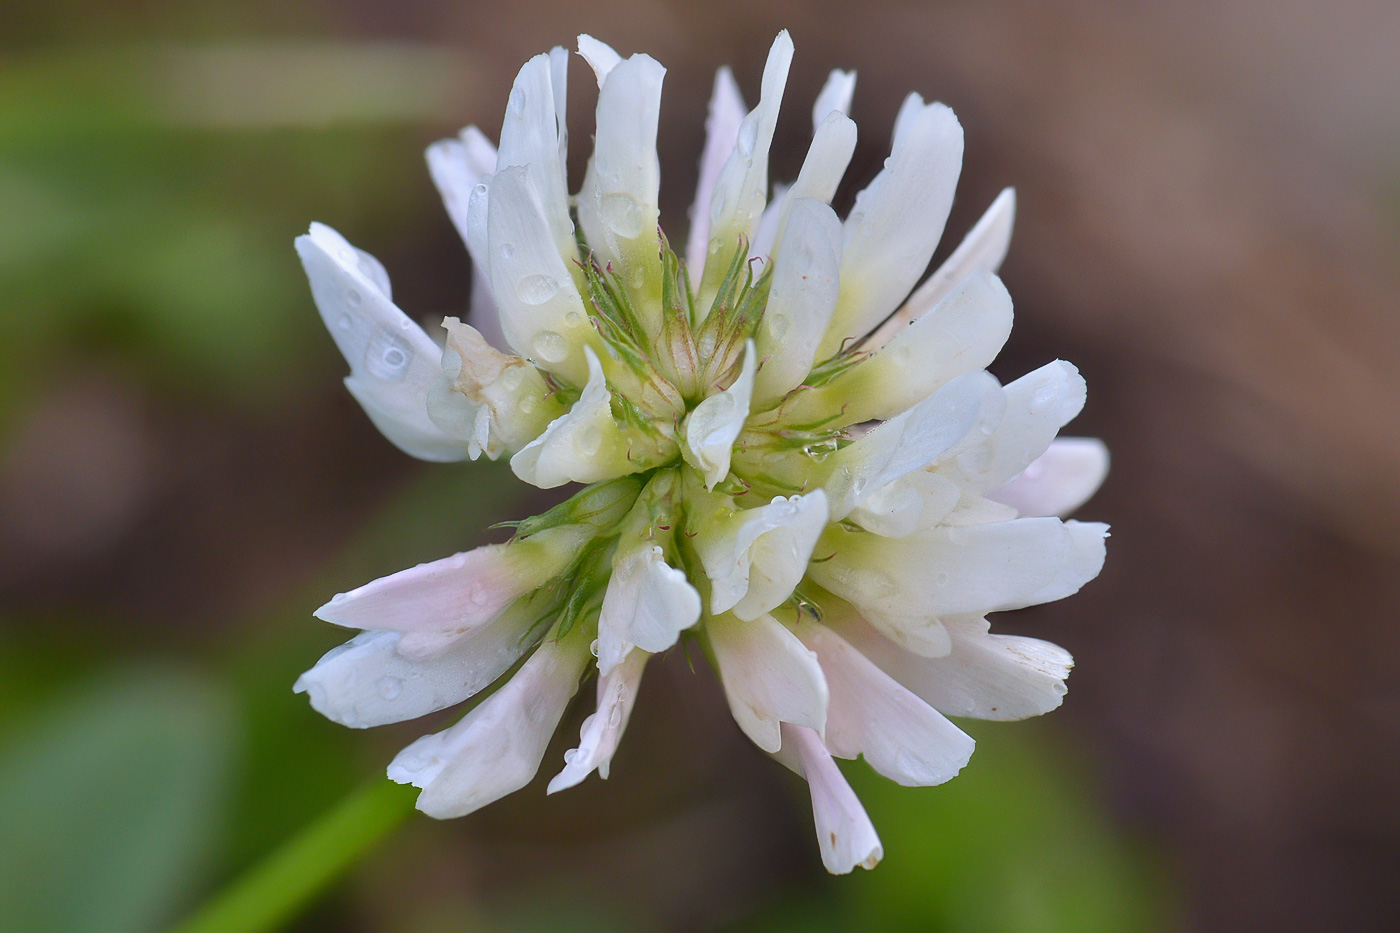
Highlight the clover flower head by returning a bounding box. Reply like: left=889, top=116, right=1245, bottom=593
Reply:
left=293, top=31, right=1109, bottom=874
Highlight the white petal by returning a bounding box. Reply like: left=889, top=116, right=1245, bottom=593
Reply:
left=462, top=176, right=507, bottom=349
left=808, top=517, right=1101, bottom=653
left=797, top=620, right=974, bottom=786
left=576, top=34, right=621, bottom=84
left=864, top=187, right=1016, bottom=352
left=708, top=612, right=828, bottom=753
left=890, top=91, right=923, bottom=149
left=425, top=126, right=498, bottom=252
left=775, top=723, right=882, bottom=874
left=577, top=51, right=665, bottom=305
left=944, top=360, right=1087, bottom=493
left=988, top=437, right=1109, bottom=517
left=806, top=274, right=1014, bottom=432
left=294, top=597, right=543, bottom=729
left=313, top=524, right=591, bottom=633
left=832, top=610, right=1073, bottom=721
left=771, top=112, right=857, bottom=256
left=848, top=470, right=962, bottom=538
left=686, top=67, right=746, bottom=277
left=296, top=223, right=469, bottom=462
left=509, top=346, right=642, bottom=488
left=388, top=635, right=589, bottom=818
left=748, top=182, right=789, bottom=262
left=821, top=370, right=1004, bottom=521
left=683, top=340, right=756, bottom=489
left=753, top=198, right=844, bottom=405
left=485, top=165, right=594, bottom=385
left=1011, top=520, right=1108, bottom=611
left=698, top=31, right=793, bottom=310
left=596, top=544, right=701, bottom=674
left=548, top=647, right=647, bottom=792
left=696, top=492, right=829, bottom=621
left=820, top=101, right=963, bottom=356
left=812, top=69, right=856, bottom=126
left=495, top=54, right=574, bottom=264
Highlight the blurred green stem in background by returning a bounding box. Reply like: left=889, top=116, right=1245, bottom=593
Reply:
left=172, top=778, right=417, bottom=933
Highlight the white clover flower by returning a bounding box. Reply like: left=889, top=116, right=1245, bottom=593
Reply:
left=293, top=31, right=1110, bottom=874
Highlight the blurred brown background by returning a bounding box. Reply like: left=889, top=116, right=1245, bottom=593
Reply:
left=2, top=1, right=1398, bottom=930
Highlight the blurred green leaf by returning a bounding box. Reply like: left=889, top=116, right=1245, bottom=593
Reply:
left=841, top=723, right=1174, bottom=932
left=0, top=664, right=239, bottom=933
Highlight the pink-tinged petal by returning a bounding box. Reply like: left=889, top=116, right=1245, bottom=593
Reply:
left=708, top=612, right=828, bottom=753
left=548, top=647, right=648, bottom=793
left=314, top=524, right=592, bottom=633
left=988, top=437, right=1109, bottom=517
left=294, top=591, right=546, bottom=728
left=775, top=723, right=883, bottom=874
left=796, top=620, right=974, bottom=786
left=388, top=635, right=590, bottom=818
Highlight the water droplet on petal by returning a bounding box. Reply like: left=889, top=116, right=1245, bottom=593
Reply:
left=346, top=288, right=362, bottom=309
left=337, top=314, right=352, bottom=330
left=499, top=242, right=515, bottom=261
left=589, top=639, right=600, bottom=658
left=579, top=426, right=603, bottom=457
left=607, top=706, right=623, bottom=729
left=532, top=331, right=568, bottom=363
left=564, top=310, right=583, bottom=328
left=376, top=676, right=402, bottom=700
left=935, top=571, right=949, bottom=587
left=509, top=86, right=525, bottom=113
left=517, top=274, right=559, bottom=306
left=767, top=313, right=790, bottom=339
left=365, top=334, right=412, bottom=380
left=598, top=192, right=644, bottom=239
left=467, top=582, right=490, bottom=607
left=563, top=748, right=578, bottom=763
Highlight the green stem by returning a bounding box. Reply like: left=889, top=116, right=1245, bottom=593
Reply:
left=172, top=779, right=417, bottom=933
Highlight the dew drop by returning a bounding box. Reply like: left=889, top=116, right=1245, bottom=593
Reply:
left=365, top=334, right=412, bottom=380
left=500, top=367, right=524, bottom=391
left=499, top=242, right=515, bottom=261
left=376, top=676, right=402, bottom=700
left=563, top=748, right=578, bottom=763
left=867, top=572, right=900, bottom=599
left=629, top=267, right=645, bottom=289
left=336, top=314, right=352, bottom=330
left=564, top=310, right=584, bottom=328
left=579, top=425, right=604, bottom=457
left=520, top=395, right=538, bottom=414
left=598, top=192, right=644, bottom=239
left=467, top=582, right=490, bottom=607
left=532, top=330, right=569, bottom=363
left=767, top=313, right=790, bottom=340
left=589, top=638, right=600, bottom=658
left=935, top=571, right=949, bottom=588
left=608, top=706, right=623, bottom=729
left=516, top=274, right=559, bottom=306
left=509, top=86, right=525, bottom=113
left=346, top=288, right=362, bottom=309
